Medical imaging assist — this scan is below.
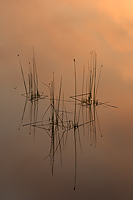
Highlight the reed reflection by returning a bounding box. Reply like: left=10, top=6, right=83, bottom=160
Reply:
left=18, top=51, right=117, bottom=190
left=17, top=50, right=47, bottom=134
left=68, top=51, right=117, bottom=189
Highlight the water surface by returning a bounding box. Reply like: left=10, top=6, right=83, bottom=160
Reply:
left=1, top=1, right=133, bottom=199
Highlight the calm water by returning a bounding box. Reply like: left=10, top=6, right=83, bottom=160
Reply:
left=1, top=1, right=133, bottom=199
left=1, top=60, right=133, bottom=200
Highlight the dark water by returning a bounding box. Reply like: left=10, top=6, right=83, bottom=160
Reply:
left=1, top=60, right=133, bottom=200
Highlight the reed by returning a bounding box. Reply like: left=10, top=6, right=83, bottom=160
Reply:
left=18, top=52, right=47, bottom=132
left=18, top=50, right=118, bottom=189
